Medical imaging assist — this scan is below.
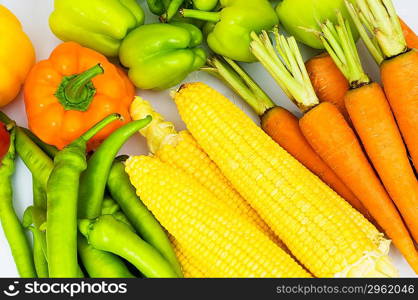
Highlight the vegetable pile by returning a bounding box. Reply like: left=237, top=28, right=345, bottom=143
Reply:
left=0, top=0, right=417, bottom=278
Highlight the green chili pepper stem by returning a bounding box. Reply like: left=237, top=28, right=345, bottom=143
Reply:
left=0, top=129, right=37, bottom=278
left=80, top=113, right=122, bottom=142
left=47, top=113, right=120, bottom=278
left=204, top=56, right=276, bottom=116
left=78, top=115, right=152, bottom=220
left=79, top=215, right=179, bottom=278
left=28, top=227, right=49, bottom=278
left=180, top=8, right=221, bottom=22
left=77, top=234, right=135, bottom=278
left=107, top=159, right=183, bottom=277
left=55, top=64, right=104, bottom=112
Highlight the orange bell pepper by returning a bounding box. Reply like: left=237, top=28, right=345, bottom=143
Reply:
left=0, top=5, right=35, bottom=107
left=24, top=42, right=135, bottom=149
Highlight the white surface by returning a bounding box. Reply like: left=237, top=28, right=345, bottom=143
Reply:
left=0, top=0, right=416, bottom=277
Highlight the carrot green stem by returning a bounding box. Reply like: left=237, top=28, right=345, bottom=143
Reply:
left=250, top=28, right=319, bottom=112
left=347, top=0, right=407, bottom=61
left=345, top=0, right=384, bottom=64
left=203, top=56, right=276, bottom=116
left=320, top=12, right=371, bottom=88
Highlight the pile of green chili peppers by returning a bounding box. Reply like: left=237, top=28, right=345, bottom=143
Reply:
left=0, top=111, right=183, bottom=278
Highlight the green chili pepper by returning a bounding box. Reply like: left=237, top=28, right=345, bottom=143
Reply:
left=101, top=196, right=120, bottom=215
left=47, top=113, right=121, bottom=278
left=78, top=115, right=152, bottom=219
left=0, top=111, right=54, bottom=191
left=22, top=127, right=59, bottom=159
left=0, top=125, right=36, bottom=278
left=107, top=158, right=183, bottom=277
left=79, top=215, right=179, bottom=278
left=77, top=234, right=135, bottom=278
left=28, top=227, right=49, bottom=278
left=163, top=0, right=185, bottom=22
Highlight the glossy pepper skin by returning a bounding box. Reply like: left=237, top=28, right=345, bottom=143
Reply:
left=119, top=22, right=207, bottom=90
left=181, top=0, right=278, bottom=62
left=0, top=5, right=35, bottom=107
left=24, top=42, right=135, bottom=150
left=49, top=0, right=145, bottom=57
left=0, top=122, right=10, bottom=161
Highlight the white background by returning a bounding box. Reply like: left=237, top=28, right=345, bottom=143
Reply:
left=0, top=0, right=417, bottom=277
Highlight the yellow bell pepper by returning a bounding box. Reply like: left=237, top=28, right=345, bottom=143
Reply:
left=0, top=5, right=35, bottom=107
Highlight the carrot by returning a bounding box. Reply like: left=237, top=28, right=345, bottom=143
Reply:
left=261, top=106, right=368, bottom=215
left=318, top=12, right=418, bottom=269
left=347, top=0, right=418, bottom=170
left=300, top=102, right=418, bottom=273
left=304, top=18, right=417, bottom=120
left=399, top=18, right=418, bottom=49
left=381, top=50, right=418, bottom=172
left=346, top=83, right=418, bottom=240
left=348, top=0, right=418, bottom=237
left=250, top=23, right=418, bottom=273
left=305, top=53, right=350, bottom=120
left=204, top=56, right=368, bottom=215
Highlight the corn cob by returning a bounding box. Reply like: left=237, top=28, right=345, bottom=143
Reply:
left=126, top=155, right=310, bottom=278
left=130, top=97, right=278, bottom=242
left=169, top=235, right=205, bottom=278
left=173, top=82, right=397, bottom=277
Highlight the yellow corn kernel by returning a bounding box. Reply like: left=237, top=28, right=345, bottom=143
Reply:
left=126, top=155, right=310, bottom=278
left=130, top=97, right=278, bottom=242
left=173, top=82, right=397, bottom=278
left=169, top=235, right=205, bottom=278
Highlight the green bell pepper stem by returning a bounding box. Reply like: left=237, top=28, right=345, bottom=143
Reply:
left=77, top=233, right=135, bottom=278
left=22, top=127, right=59, bottom=159
left=47, top=113, right=121, bottom=278
left=78, top=115, right=152, bottom=219
left=0, top=112, right=53, bottom=191
left=107, top=158, right=183, bottom=277
left=180, top=8, right=221, bottom=22
left=79, top=215, right=179, bottom=278
left=0, top=127, right=37, bottom=278
left=55, top=64, right=104, bottom=112
left=28, top=226, right=49, bottom=278
left=203, top=56, right=275, bottom=116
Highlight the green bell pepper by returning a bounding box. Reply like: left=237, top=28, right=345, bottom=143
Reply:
left=49, top=0, right=145, bottom=57
left=181, top=0, right=278, bottom=62
left=193, top=0, right=219, bottom=11
left=119, top=22, right=207, bottom=90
